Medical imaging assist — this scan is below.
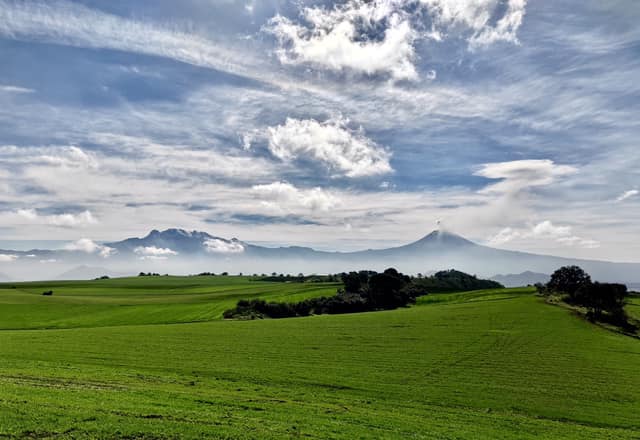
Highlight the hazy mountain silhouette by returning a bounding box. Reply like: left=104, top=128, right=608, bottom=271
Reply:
left=490, top=271, right=550, bottom=288
left=2, top=228, right=640, bottom=283
left=56, top=265, right=132, bottom=280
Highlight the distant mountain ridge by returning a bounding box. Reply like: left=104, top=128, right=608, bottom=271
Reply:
left=491, top=271, right=550, bottom=288
left=2, top=228, right=640, bottom=284
left=56, top=265, right=132, bottom=280
left=106, top=228, right=228, bottom=254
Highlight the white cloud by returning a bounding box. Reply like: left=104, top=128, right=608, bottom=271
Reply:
left=134, top=246, right=178, bottom=257
left=475, top=159, right=577, bottom=194
left=16, top=209, right=98, bottom=227
left=264, top=116, right=392, bottom=178
left=0, top=145, right=98, bottom=169
left=421, top=0, right=527, bottom=49
left=0, top=254, right=18, bottom=262
left=486, top=227, right=519, bottom=245
left=252, top=181, right=340, bottom=212
left=39, top=146, right=98, bottom=169
left=0, top=85, right=35, bottom=94
left=204, top=238, right=245, bottom=254
left=616, top=189, right=638, bottom=202
left=15, top=209, right=97, bottom=227
left=266, top=1, right=418, bottom=81
left=89, top=133, right=275, bottom=182
left=266, top=0, right=527, bottom=80
left=65, top=238, right=115, bottom=258
left=487, top=220, right=600, bottom=249
left=0, top=0, right=257, bottom=82
left=530, top=220, right=572, bottom=238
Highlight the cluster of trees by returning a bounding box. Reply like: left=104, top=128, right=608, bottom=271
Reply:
left=139, top=272, right=161, bottom=277
left=258, top=273, right=341, bottom=283
left=413, top=269, right=503, bottom=293
left=223, top=268, right=425, bottom=319
left=539, top=266, right=633, bottom=328
left=195, top=271, right=230, bottom=276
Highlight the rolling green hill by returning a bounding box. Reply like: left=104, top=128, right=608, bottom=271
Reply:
left=0, top=277, right=639, bottom=439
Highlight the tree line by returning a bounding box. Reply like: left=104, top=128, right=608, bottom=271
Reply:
left=223, top=268, right=503, bottom=319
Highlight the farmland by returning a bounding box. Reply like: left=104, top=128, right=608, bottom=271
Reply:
left=0, top=277, right=639, bottom=439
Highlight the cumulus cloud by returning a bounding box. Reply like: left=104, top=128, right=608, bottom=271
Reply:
left=487, top=220, right=599, bottom=249
left=266, top=1, right=418, bottom=81
left=475, top=159, right=577, bottom=194
left=616, top=189, right=638, bottom=202
left=486, top=227, right=519, bottom=245
left=0, top=254, right=18, bottom=262
left=252, top=181, right=340, bottom=212
left=65, top=238, right=115, bottom=258
left=264, top=116, right=392, bottom=178
left=16, top=209, right=98, bottom=227
left=134, top=246, right=178, bottom=257
left=204, top=238, right=245, bottom=254
left=266, top=0, right=527, bottom=80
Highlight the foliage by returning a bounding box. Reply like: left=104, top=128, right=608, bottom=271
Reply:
left=547, top=266, right=591, bottom=299
left=258, top=274, right=340, bottom=283
left=225, top=268, right=421, bottom=319
left=413, top=269, right=503, bottom=293
left=575, top=282, right=628, bottom=322
left=544, top=266, right=633, bottom=330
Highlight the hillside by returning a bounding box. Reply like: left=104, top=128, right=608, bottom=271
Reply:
left=1, top=277, right=639, bottom=439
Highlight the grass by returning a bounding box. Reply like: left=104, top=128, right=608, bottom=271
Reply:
left=0, top=278, right=639, bottom=439
left=0, top=276, right=340, bottom=330
left=627, top=294, right=640, bottom=321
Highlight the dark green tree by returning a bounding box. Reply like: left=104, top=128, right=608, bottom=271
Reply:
left=547, top=266, right=591, bottom=299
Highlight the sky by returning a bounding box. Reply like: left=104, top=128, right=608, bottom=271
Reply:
left=0, top=0, right=639, bottom=261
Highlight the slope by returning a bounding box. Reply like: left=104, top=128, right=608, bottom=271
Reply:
left=0, top=282, right=639, bottom=439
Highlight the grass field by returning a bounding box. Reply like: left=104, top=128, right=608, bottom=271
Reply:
left=627, top=294, right=640, bottom=321
left=1, top=277, right=639, bottom=439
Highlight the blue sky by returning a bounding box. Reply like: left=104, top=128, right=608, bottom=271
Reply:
left=0, top=0, right=639, bottom=261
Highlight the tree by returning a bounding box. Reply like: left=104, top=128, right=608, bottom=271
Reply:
left=547, top=266, right=591, bottom=299
left=575, top=282, right=628, bottom=321
left=341, top=272, right=362, bottom=293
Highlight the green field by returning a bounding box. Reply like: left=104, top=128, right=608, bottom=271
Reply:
left=1, top=277, right=639, bottom=439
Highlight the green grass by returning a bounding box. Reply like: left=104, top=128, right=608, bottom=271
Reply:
left=0, top=276, right=340, bottom=330
left=0, top=278, right=639, bottom=439
left=627, top=294, right=640, bottom=321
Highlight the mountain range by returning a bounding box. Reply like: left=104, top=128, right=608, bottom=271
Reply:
left=1, top=228, right=639, bottom=283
